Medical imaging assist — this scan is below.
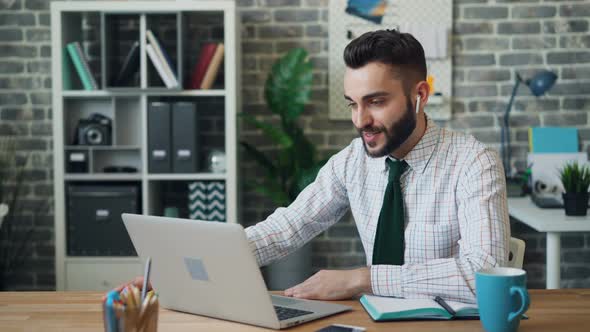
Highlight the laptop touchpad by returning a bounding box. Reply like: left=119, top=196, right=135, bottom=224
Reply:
left=271, top=295, right=303, bottom=306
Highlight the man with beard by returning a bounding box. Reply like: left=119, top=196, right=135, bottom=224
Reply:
left=123, top=30, right=509, bottom=304
left=245, top=29, right=510, bottom=304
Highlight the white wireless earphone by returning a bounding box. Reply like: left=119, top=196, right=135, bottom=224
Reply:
left=415, top=95, right=421, bottom=114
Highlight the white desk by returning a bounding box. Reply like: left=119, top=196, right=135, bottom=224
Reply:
left=507, top=197, right=590, bottom=289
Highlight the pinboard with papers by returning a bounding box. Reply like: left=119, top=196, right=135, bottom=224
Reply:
left=329, top=0, right=453, bottom=120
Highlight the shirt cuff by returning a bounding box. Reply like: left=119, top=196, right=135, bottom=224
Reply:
left=370, top=265, right=404, bottom=297
left=244, top=226, right=264, bottom=267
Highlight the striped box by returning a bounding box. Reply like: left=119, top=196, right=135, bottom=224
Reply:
left=188, top=181, right=226, bottom=222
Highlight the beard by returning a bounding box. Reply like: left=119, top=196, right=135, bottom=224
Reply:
left=357, top=98, right=417, bottom=158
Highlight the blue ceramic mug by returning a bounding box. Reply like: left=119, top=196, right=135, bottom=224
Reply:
left=475, top=267, right=530, bottom=332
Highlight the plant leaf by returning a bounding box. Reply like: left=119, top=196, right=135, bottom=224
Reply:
left=559, top=161, right=590, bottom=193
left=0, top=140, right=40, bottom=282
left=264, top=48, right=313, bottom=122
left=239, top=141, right=277, bottom=178
left=289, top=125, right=316, bottom=170
left=241, top=113, right=293, bottom=149
left=246, top=180, right=290, bottom=207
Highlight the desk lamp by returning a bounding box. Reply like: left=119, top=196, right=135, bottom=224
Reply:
left=501, top=70, right=557, bottom=175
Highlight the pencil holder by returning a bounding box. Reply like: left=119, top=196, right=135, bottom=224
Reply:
left=103, top=286, right=159, bottom=332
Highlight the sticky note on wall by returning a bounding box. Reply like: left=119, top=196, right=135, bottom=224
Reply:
left=528, top=127, right=579, bottom=153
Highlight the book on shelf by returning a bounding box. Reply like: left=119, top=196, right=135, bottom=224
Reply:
left=188, top=42, right=218, bottom=89
left=146, top=29, right=179, bottom=87
left=360, top=294, right=479, bottom=321
left=111, top=40, right=140, bottom=87
left=200, top=43, right=224, bottom=90
left=66, top=41, right=99, bottom=90
left=528, top=127, right=578, bottom=153
left=146, top=43, right=176, bottom=88
left=62, top=50, right=73, bottom=90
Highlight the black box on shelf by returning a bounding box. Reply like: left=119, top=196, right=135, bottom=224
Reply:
left=148, top=101, right=172, bottom=173
left=65, top=150, right=89, bottom=173
left=66, top=182, right=141, bottom=256
left=172, top=102, right=199, bottom=173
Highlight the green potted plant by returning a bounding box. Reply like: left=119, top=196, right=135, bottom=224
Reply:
left=241, top=48, right=325, bottom=206
left=558, top=161, right=590, bottom=216
left=240, top=48, right=327, bottom=289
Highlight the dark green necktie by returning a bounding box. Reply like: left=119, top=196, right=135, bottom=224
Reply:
left=372, top=159, right=407, bottom=265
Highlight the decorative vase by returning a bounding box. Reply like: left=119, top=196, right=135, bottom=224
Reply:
left=263, top=242, right=313, bottom=291
left=562, top=192, right=589, bottom=216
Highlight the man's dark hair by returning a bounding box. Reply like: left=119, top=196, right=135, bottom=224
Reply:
left=343, top=29, right=427, bottom=93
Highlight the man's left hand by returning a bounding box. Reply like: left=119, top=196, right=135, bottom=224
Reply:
left=283, top=267, right=371, bottom=300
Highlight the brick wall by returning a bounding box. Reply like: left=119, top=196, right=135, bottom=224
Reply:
left=0, top=0, right=54, bottom=290
left=451, top=0, right=590, bottom=289
left=0, top=0, right=588, bottom=290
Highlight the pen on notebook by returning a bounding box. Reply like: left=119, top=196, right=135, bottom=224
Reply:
left=434, top=296, right=456, bottom=316
left=141, top=256, right=152, bottom=303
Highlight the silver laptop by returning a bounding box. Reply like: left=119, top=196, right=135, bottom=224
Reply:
left=122, top=213, right=351, bottom=329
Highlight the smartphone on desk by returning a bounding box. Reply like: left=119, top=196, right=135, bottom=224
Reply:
left=316, top=324, right=366, bottom=332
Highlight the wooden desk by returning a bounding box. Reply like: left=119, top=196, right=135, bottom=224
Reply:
left=1, top=289, right=589, bottom=331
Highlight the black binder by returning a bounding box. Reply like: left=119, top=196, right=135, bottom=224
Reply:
left=148, top=101, right=171, bottom=173
left=172, top=102, right=199, bottom=173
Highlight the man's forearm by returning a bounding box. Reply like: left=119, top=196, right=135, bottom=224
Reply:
left=354, top=267, right=372, bottom=295
left=284, top=267, right=373, bottom=300
left=370, top=251, right=504, bottom=303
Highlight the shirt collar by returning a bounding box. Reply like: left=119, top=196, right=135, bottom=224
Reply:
left=403, top=117, right=441, bottom=174
left=372, top=116, right=441, bottom=174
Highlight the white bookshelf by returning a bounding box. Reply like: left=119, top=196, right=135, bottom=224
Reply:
left=51, top=1, right=240, bottom=291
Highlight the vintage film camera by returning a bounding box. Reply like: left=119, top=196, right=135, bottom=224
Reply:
left=74, top=113, right=112, bottom=146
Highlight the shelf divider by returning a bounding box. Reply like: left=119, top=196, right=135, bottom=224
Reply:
left=147, top=173, right=227, bottom=181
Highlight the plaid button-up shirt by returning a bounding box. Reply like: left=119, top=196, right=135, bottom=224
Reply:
left=245, top=118, right=510, bottom=303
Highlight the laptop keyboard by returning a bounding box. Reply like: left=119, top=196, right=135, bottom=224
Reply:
left=274, top=305, right=313, bottom=321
